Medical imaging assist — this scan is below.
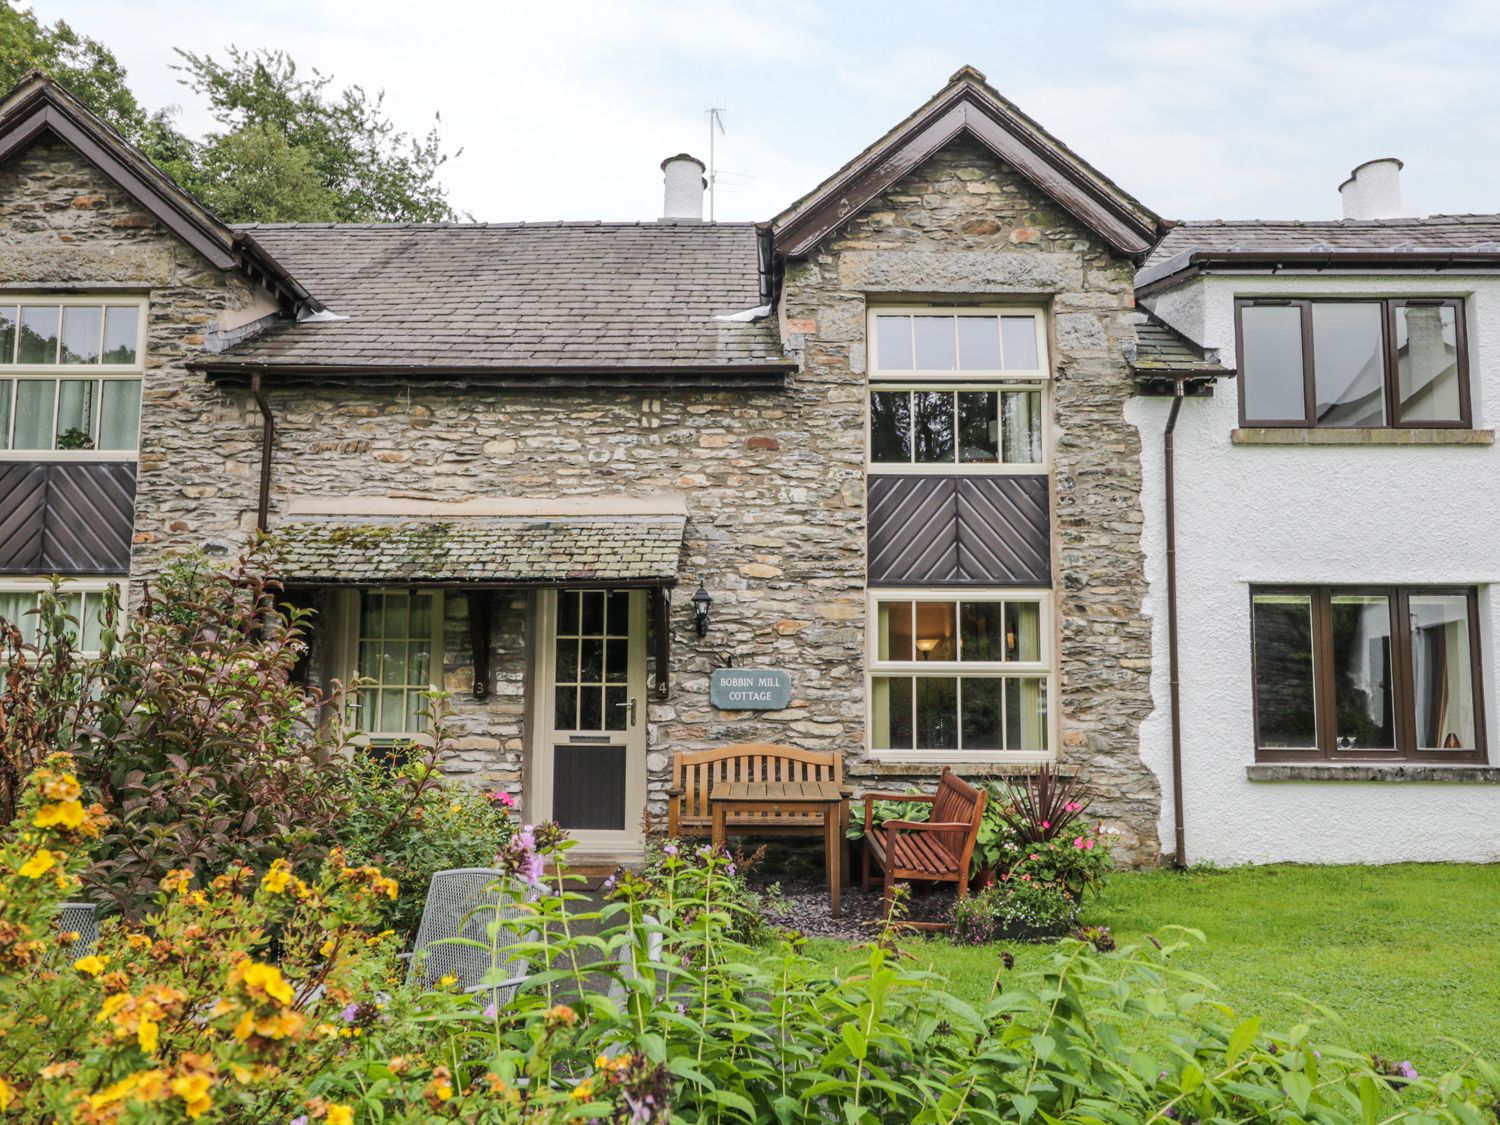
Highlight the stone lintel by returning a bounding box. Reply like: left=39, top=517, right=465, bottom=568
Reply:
left=836, top=249, right=1078, bottom=293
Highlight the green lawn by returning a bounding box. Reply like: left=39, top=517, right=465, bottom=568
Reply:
left=808, top=864, right=1500, bottom=1072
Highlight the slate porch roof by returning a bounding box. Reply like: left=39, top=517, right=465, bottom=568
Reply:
left=1126, top=309, right=1232, bottom=379
left=198, top=222, right=790, bottom=378
left=270, top=514, right=687, bottom=585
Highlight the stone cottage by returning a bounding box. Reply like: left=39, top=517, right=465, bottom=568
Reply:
left=1, top=66, right=1495, bottom=867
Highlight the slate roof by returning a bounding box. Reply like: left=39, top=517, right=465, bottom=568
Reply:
left=1139, top=214, right=1500, bottom=291
left=201, top=222, right=790, bottom=377
left=1126, top=309, right=1232, bottom=378
left=271, top=514, right=687, bottom=585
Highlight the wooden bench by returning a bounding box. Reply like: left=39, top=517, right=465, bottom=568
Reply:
left=861, top=768, right=986, bottom=929
left=666, top=744, right=848, bottom=840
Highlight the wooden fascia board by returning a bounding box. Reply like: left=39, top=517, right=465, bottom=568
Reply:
left=774, top=93, right=1157, bottom=260
left=0, top=101, right=238, bottom=270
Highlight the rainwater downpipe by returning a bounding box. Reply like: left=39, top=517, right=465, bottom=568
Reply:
left=1163, top=377, right=1188, bottom=868
left=250, top=370, right=274, bottom=535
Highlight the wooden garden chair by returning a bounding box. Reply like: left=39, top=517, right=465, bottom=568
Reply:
left=860, top=768, right=986, bottom=930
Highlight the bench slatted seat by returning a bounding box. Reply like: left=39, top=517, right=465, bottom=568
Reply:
left=667, top=744, right=847, bottom=839
left=861, top=768, right=986, bottom=930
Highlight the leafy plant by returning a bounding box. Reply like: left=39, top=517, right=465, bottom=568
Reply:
left=849, top=785, right=1020, bottom=880
left=951, top=876, right=1079, bottom=944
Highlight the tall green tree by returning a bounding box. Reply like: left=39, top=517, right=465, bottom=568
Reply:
left=0, top=2, right=145, bottom=138
left=173, top=47, right=460, bottom=222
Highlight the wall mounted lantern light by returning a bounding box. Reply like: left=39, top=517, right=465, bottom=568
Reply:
left=691, top=581, right=713, bottom=638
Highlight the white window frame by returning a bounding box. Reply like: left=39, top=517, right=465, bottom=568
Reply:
left=338, top=587, right=445, bottom=744
left=865, top=587, right=1057, bottom=764
left=0, top=295, right=147, bottom=462
left=867, top=305, right=1051, bottom=381
left=865, top=381, right=1050, bottom=476
left=0, top=577, right=124, bottom=657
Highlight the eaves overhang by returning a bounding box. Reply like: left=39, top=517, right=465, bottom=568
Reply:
left=1135, top=249, right=1500, bottom=299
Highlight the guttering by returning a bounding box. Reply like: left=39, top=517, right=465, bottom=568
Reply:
left=249, top=371, right=274, bottom=535
left=1162, top=377, right=1188, bottom=868
left=1136, top=249, right=1500, bottom=299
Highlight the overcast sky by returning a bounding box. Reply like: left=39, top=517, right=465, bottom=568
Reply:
left=30, top=0, right=1500, bottom=225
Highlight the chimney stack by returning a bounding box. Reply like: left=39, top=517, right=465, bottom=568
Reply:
left=1339, top=158, right=1404, bottom=220
left=660, top=154, right=706, bottom=221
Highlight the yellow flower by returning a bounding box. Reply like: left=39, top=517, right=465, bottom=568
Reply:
left=18, top=848, right=56, bottom=878
left=39, top=1062, right=71, bottom=1080
left=327, top=1104, right=354, bottom=1125
left=33, top=800, right=85, bottom=829
left=40, top=772, right=82, bottom=802
left=161, top=868, right=194, bottom=894
left=260, top=859, right=293, bottom=895
left=95, top=993, right=130, bottom=1024
left=438, top=974, right=457, bottom=988
left=138, top=1014, right=160, bottom=1054
left=0, top=1076, right=10, bottom=1111
left=319, top=938, right=336, bottom=957
left=127, top=932, right=153, bottom=950
left=171, top=1072, right=212, bottom=1119
left=73, top=954, right=108, bottom=977
left=571, top=1078, right=594, bottom=1101
left=234, top=960, right=295, bottom=1006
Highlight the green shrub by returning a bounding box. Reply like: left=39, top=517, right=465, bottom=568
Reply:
left=333, top=746, right=515, bottom=936
left=951, top=875, right=1079, bottom=943
left=638, top=838, right=785, bottom=946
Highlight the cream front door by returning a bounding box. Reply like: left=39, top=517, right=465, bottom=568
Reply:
left=533, top=588, right=649, bottom=857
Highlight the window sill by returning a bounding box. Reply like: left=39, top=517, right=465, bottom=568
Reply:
left=1231, top=427, right=1495, bottom=447
left=1246, top=763, right=1500, bottom=783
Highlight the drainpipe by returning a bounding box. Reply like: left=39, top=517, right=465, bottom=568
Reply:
left=249, top=370, right=274, bottom=535
left=1163, top=377, right=1188, bottom=868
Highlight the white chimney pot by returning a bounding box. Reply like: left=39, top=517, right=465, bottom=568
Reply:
left=1340, top=158, right=1404, bottom=220
left=661, top=154, right=706, bottom=222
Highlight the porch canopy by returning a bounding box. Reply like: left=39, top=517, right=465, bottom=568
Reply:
left=269, top=495, right=688, bottom=695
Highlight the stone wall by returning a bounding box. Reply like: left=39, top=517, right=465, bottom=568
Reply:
left=779, top=137, right=1161, bottom=862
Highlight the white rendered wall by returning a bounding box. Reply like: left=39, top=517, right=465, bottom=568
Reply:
left=1128, top=272, right=1500, bottom=865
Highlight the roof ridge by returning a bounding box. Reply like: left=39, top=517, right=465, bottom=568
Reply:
left=231, top=220, right=762, bottom=231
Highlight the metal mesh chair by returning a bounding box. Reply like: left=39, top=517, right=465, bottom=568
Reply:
left=405, top=868, right=530, bottom=1004
left=55, top=902, right=100, bottom=955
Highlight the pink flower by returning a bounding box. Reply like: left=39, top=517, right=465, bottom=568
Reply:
left=1029, top=853, right=1040, bottom=861
left=1041, top=821, right=1051, bottom=829
left=1064, top=801, right=1082, bottom=813
left=1073, top=836, right=1085, bottom=848
left=484, top=790, right=517, bottom=809
left=1020, top=873, right=1031, bottom=881
left=1084, top=839, right=1095, bottom=850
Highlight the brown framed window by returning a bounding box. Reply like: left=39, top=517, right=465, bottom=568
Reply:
left=1251, top=586, right=1487, bottom=763
left=1235, top=298, right=1471, bottom=428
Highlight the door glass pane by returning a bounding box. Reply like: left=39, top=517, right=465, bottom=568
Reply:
left=578, top=686, right=603, bottom=729
left=959, top=601, right=1004, bottom=661
left=956, top=316, right=1000, bottom=370
left=60, top=306, right=102, bottom=364
left=580, top=590, right=605, bottom=635
left=552, top=745, right=626, bottom=830
left=606, top=590, right=630, bottom=634
left=960, top=677, right=1004, bottom=750
left=875, top=315, right=913, bottom=370
left=557, top=589, right=579, bottom=634
left=1409, top=594, right=1476, bottom=750
left=869, top=391, right=911, bottom=463
left=913, top=316, right=957, bottom=370
left=102, top=306, right=139, bottom=364
left=1253, top=594, right=1318, bottom=749
left=384, top=592, right=410, bottom=638
left=872, top=675, right=913, bottom=750
left=604, top=638, right=627, bottom=682
left=915, top=676, right=958, bottom=750
left=913, top=390, right=954, bottom=463
left=0, top=307, right=15, bottom=362
left=1330, top=594, right=1395, bottom=750
left=957, top=391, right=999, bottom=463
left=555, top=635, right=578, bottom=683
left=97, top=380, right=141, bottom=450
left=55, top=380, right=97, bottom=449
left=1395, top=305, right=1461, bottom=423
left=914, top=600, right=956, bottom=661
left=1313, top=303, right=1386, bottom=426
left=1241, top=305, right=1306, bottom=421
left=1001, top=390, right=1043, bottom=463
left=579, top=638, right=604, bottom=683
left=17, top=307, right=59, bottom=364
left=13, top=380, right=55, bottom=449
left=0, top=380, right=10, bottom=449
left=1001, top=316, right=1039, bottom=370
left=410, top=592, right=434, bottom=637
left=877, top=601, right=913, bottom=661
left=604, top=685, right=628, bottom=730
left=553, top=688, right=578, bottom=730
left=1005, top=677, right=1048, bottom=750
left=1004, top=601, right=1042, bottom=661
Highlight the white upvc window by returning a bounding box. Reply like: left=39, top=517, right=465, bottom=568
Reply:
left=867, top=307, right=1050, bottom=475
left=0, top=578, right=123, bottom=656
left=866, top=589, right=1055, bottom=762
left=341, top=588, right=444, bottom=740
left=0, top=296, right=146, bottom=461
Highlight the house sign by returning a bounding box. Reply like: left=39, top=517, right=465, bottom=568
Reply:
left=709, top=668, right=793, bottom=710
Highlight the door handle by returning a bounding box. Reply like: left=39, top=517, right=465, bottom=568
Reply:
left=615, top=697, right=638, bottom=726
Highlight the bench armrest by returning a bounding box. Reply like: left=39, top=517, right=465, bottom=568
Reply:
left=887, top=819, right=974, bottom=833
left=860, top=791, right=935, bottom=803
left=665, top=787, right=683, bottom=798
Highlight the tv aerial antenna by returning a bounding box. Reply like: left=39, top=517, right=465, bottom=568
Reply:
left=706, top=103, right=726, bottom=221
